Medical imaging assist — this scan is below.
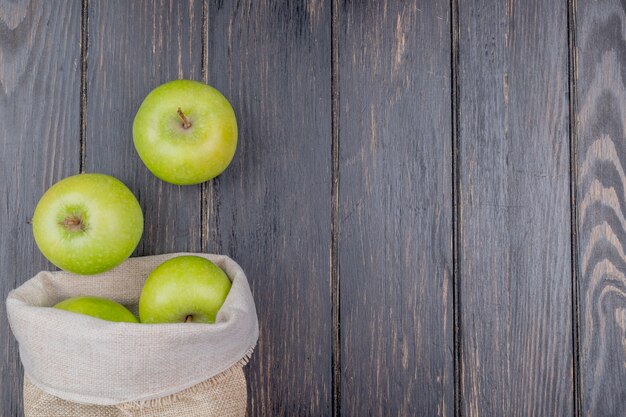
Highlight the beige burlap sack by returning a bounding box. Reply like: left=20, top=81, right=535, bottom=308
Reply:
left=7, top=253, right=258, bottom=416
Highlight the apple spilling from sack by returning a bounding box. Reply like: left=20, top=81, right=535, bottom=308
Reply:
left=31, top=80, right=238, bottom=324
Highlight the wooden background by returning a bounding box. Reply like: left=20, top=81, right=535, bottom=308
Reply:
left=1, top=0, right=625, bottom=416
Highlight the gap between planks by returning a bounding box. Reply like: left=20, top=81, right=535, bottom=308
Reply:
left=566, top=0, right=582, bottom=415
left=79, top=0, right=89, bottom=174
left=331, top=1, right=341, bottom=417
left=450, top=0, right=462, bottom=415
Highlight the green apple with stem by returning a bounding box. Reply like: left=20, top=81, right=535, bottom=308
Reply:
left=32, top=173, right=143, bottom=275
left=139, top=256, right=232, bottom=324
left=133, top=79, right=238, bottom=185
left=54, top=296, right=138, bottom=323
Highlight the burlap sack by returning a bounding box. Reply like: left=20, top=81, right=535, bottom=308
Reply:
left=7, top=253, right=258, bottom=416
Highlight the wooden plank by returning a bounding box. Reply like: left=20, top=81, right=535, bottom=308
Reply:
left=575, top=1, right=626, bottom=415
left=86, top=0, right=203, bottom=255
left=204, top=1, right=333, bottom=415
left=339, top=1, right=454, bottom=415
left=0, top=1, right=81, bottom=416
left=458, top=0, right=573, bottom=415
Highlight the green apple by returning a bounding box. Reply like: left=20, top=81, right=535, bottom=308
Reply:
left=139, top=256, right=232, bottom=324
left=132, top=79, right=238, bottom=185
left=32, top=173, right=143, bottom=275
left=53, top=296, right=138, bottom=323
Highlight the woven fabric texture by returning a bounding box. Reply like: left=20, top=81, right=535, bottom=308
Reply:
left=24, top=364, right=247, bottom=417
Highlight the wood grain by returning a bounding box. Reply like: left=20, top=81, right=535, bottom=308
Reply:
left=0, top=1, right=81, bottom=416
left=575, top=1, right=626, bottom=414
left=86, top=0, right=203, bottom=255
left=338, top=1, right=454, bottom=415
left=457, top=0, right=573, bottom=415
left=204, top=1, right=333, bottom=415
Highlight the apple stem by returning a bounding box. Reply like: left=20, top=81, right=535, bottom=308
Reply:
left=177, top=107, right=192, bottom=129
left=185, top=315, right=193, bottom=323
left=61, top=215, right=85, bottom=232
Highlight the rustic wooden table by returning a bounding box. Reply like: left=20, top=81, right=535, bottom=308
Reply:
left=1, top=0, right=624, bottom=416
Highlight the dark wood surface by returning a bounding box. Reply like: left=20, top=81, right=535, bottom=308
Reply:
left=575, top=0, right=626, bottom=415
left=338, top=1, right=453, bottom=416
left=2, top=0, right=626, bottom=416
left=457, top=0, right=574, bottom=415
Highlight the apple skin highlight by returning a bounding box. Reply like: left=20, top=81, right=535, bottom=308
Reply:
left=133, top=79, right=238, bottom=185
left=139, top=256, right=232, bottom=324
